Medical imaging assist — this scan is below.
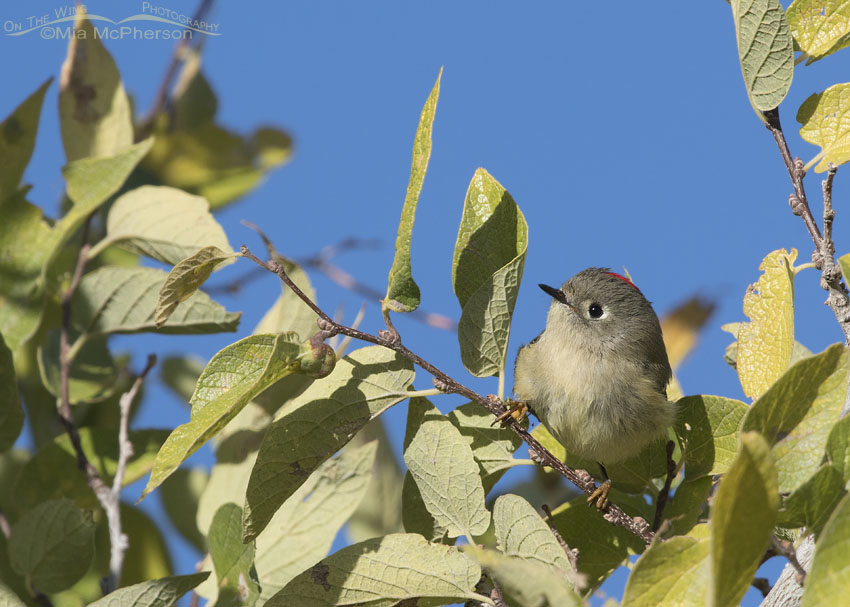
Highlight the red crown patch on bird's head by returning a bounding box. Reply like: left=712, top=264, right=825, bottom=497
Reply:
left=606, top=272, right=641, bottom=294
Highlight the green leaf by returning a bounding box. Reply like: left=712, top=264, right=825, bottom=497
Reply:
left=160, top=354, right=205, bottom=403
left=839, top=253, right=850, bottom=283
left=0, top=78, right=51, bottom=202
left=665, top=476, right=712, bottom=536
left=674, top=395, right=748, bottom=479
left=453, top=168, right=528, bottom=377
left=729, top=0, right=794, bottom=112
left=87, top=573, right=210, bottom=607
left=208, top=503, right=260, bottom=607
left=777, top=464, right=845, bottom=534
left=37, top=333, right=118, bottom=404
left=242, top=346, right=414, bottom=541
left=14, top=429, right=169, bottom=513
left=58, top=14, right=132, bottom=162
left=98, top=185, right=234, bottom=265
left=0, top=333, right=23, bottom=452
left=119, top=504, right=174, bottom=585
left=447, top=401, right=523, bottom=483
left=142, top=333, right=304, bottom=499
left=709, top=432, right=778, bottom=607
left=155, top=246, right=237, bottom=327
left=72, top=265, right=240, bottom=336
left=827, top=413, right=850, bottom=483
left=265, top=533, right=483, bottom=607
left=464, top=546, right=583, bottom=607
left=742, top=343, right=849, bottom=492
left=623, top=531, right=709, bottom=607
left=736, top=248, right=797, bottom=399
left=253, top=259, right=318, bottom=340
left=62, top=138, right=153, bottom=211
left=254, top=441, right=377, bottom=601
left=0, top=191, right=57, bottom=351
left=802, top=492, right=850, bottom=606
left=0, top=583, right=25, bottom=607
left=383, top=68, right=441, bottom=313
left=492, top=494, right=579, bottom=583
left=550, top=495, right=646, bottom=590
left=161, top=468, right=209, bottom=552
left=787, top=1, right=850, bottom=62
left=9, top=498, right=95, bottom=593
left=798, top=83, right=850, bottom=172
left=403, top=405, right=491, bottom=539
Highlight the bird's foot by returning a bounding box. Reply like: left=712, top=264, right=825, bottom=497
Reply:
left=491, top=399, right=529, bottom=426
left=587, top=480, right=611, bottom=510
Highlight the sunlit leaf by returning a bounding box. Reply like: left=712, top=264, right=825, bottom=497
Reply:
left=383, top=68, right=441, bottom=313
left=802, top=492, right=850, bottom=606
left=787, top=1, right=850, bottom=62
left=58, top=14, right=132, bottom=161
left=255, top=441, right=377, bottom=601
left=160, top=354, right=205, bottom=403
left=142, top=333, right=303, bottom=499
left=265, top=534, right=483, bottom=607
left=62, top=138, right=153, bottom=211
left=729, top=0, right=794, bottom=112
left=242, top=346, right=413, bottom=542
left=0, top=78, right=51, bottom=202
left=253, top=259, right=317, bottom=341
left=674, top=395, right=748, bottom=479
left=709, top=432, right=778, bottom=607
left=208, top=503, right=260, bottom=607
left=403, top=406, right=490, bottom=539
left=798, top=83, right=850, bottom=172
left=155, top=246, right=237, bottom=327
left=87, top=573, right=210, bottom=607
left=742, top=343, right=849, bottom=492
left=623, top=530, right=709, bottom=607
left=448, top=401, right=523, bottom=486
left=8, top=498, right=95, bottom=593
left=453, top=168, right=528, bottom=377
left=72, top=265, right=240, bottom=336
left=737, top=248, right=797, bottom=399
left=0, top=583, right=25, bottom=607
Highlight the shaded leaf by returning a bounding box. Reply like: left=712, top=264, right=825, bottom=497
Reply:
left=99, top=186, right=234, bottom=265
left=664, top=476, right=712, bottom=536
left=384, top=68, right=441, bottom=313
left=58, top=14, right=132, bottom=161
left=243, top=346, right=414, bottom=541
left=660, top=296, right=715, bottom=370
left=742, top=343, right=849, bottom=492
left=255, top=441, right=377, bottom=601
left=72, top=265, right=240, bottom=336
left=403, top=407, right=490, bottom=539
left=674, top=395, right=748, bottom=479
left=9, top=498, right=95, bottom=593
left=448, top=401, right=523, bottom=483
left=160, top=354, right=205, bottom=403
left=161, top=468, right=209, bottom=552
left=710, top=432, right=778, bottom=607
left=464, top=546, right=582, bottom=607
left=777, top=464, right=845, bottom=536
left=0, top=78, right=51, bottom=202
left=787, top=1, right=850, bottom=62
left=142, top=333, right=303, bottom=498
left=798, top=82, right=850, bottom=172
left=623, top=531, right=709, bottom=607
left=156, top=246, right=237, bottom=327
left=729, top=0, right=794, bottom=111
left=0, top=333, right=23, bottom=452
left=37, top=332, right=118, bottom=404
left=265, top=534, right=483, bottom=607
left=208, top=503, right=259, bottom=607
left=827, top=413, right=850, bottom=483
left=802, top=492, right=850, bottom=606
left=87, top=573, right=210, bottom=607
left=453, top=168, right=528, bottom=377
left=119, top=504, right=174, bottom=585
left=737, top=248, right=797, bottom=399
left=253, top=259, right=317, bottom=340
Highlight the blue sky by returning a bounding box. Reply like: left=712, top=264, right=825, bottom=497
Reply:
left=4, top=1, right=848, bottom=604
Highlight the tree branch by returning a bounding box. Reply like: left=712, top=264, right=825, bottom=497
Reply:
left=652, top=440, right=677, bottom=531
left=542, top=503, right=580, bottom=572
left=241, top=244, right=655, bottom=544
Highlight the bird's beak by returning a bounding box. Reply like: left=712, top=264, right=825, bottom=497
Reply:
left=538, top=283, right=579, bottom=314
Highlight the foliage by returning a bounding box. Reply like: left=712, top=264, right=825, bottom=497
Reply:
left=2, top=6, right=850, bottom=607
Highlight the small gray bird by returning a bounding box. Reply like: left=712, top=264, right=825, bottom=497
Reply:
left=512, top=268, right=674, bottom=508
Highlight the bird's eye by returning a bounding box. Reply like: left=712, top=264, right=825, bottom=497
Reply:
left=588, top=303, right=604, bottom=319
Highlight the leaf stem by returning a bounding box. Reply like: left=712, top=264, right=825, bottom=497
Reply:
left=241, top=244, right=656, bottom=544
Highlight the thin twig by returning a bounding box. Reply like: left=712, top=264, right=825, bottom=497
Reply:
left=241, top=244, right=656, bottom=544
left=652, top=440, right=677, bottom=531
left=542, top=503, right=579, bottom=572
left=138, top=0, right=215, bottom=132
left=489, top=577, right=507, bottom=607
left=764, top=109, right=850, bottom=347
left=770, top=536, right=807, bottom=586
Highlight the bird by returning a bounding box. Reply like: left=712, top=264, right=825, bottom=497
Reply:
left=510, top=268, right=674, bottom=508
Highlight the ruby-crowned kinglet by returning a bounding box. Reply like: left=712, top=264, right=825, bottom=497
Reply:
left=513, top=268, right=674, bottom=508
